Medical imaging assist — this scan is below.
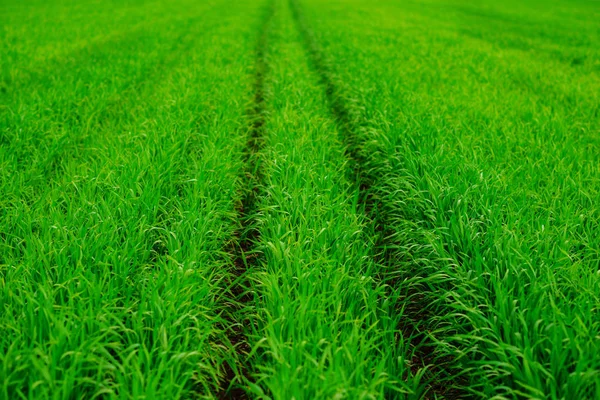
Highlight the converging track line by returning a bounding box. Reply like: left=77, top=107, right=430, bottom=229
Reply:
left=288, top=0, right=467, bottom=397
left=218, top=1, right=275, bottom=398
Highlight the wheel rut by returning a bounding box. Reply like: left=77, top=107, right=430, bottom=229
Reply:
left=288, top=0, right=468, bottom=398
left=217, top=0, right=275, bottom=398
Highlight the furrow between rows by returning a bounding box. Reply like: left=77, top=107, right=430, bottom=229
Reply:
left=288, top=0, right=468, bottom=397
left=219, top=0, right=276, bottom=398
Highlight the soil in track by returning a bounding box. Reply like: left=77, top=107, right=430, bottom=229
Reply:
left=218, top=1, right=275, bottom=398
left=288, top=0, right=467, bottom=398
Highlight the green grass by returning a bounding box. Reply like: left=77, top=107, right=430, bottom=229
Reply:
left=297, top=0, right=600, bottom=398
left=1, top=0, right=599, bottom=398
left=1, top=0, right=269, bottom=397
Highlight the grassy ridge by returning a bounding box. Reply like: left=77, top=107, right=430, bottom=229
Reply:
left=241, top=0, right=418, bottom=398
left=0, top=0, right=268, bottom=398
left=297, top=0, right=600, bottom=397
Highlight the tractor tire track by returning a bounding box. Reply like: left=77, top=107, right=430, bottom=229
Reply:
left=288, top=0, right=468, bottom=398
left=218, top=0, right=275, bottom=398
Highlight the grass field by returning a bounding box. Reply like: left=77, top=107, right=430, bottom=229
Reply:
left=1, top=0, right=599, bottom=398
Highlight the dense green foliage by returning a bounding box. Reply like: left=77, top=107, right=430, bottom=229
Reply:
left=1, top=0, right=268, bottom=397
left=298, top=0, right=600, bottom=397
left=1, top=0, right=598, bottom=398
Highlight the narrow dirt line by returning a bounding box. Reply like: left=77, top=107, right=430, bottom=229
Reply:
left=218, top=1, right=275, bottom=398
left=288, top=0, right=466, bottom=398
